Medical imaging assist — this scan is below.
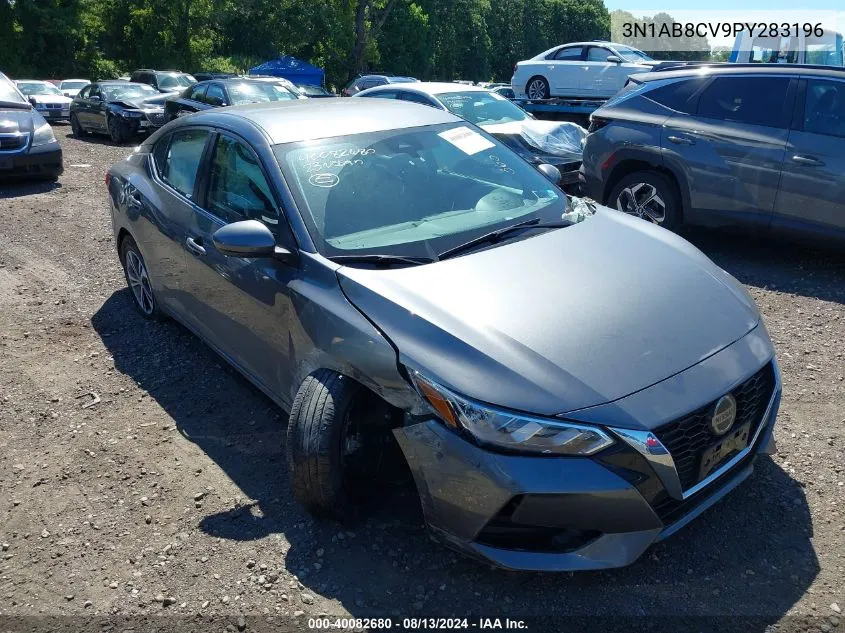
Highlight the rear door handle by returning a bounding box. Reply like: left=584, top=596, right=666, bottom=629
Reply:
left=185, top=236, right=206, bottom=256
left=791, top=154, right=825, bottom=167
left=667, top=135, right=695, bottom=146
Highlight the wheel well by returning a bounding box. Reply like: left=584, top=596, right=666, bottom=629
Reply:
left=116, top=228, right=131, bottom=257
left=603, top=160, right=685, bottom=221
left=526, top=74, right=548, bottom=89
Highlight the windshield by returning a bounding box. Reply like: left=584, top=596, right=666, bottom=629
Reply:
left=436, top=91, right=528, bottom=125
left=60, top=81, right=88, bottom=90
left=299, top=85, right=331, bottom=96
left=228, top=82, right=299, bottom=104
left=17, top=82, right=62, bottom=96
left=614, top=46, right=654, bottom=62
left=0, top=78, right=27, bottom=105
left=104, top=84, right=159, bottom=101
left=158, top=73, right=196, bottom=90
left=275, top=123, right=568, bottom=259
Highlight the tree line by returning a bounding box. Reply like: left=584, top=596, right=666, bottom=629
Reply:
left=1, top=1, right=716, bottom=89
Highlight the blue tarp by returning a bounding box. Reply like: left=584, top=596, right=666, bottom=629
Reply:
left=248, top=56, right=325, bottom=87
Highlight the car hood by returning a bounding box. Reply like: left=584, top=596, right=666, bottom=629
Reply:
left=0, top=108, right=37, bottom=134
left=30, top=94, right=72, bottom=105
left=337, top=208, right=759, bottom=417
left=483, top=119, right=585, bottom=161
left=109, top=95, right=167, bottom=109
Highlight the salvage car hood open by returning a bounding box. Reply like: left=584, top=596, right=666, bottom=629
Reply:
left=482, top=119, right=586, bottom=160
left=337, top=208, right=759, bottom=417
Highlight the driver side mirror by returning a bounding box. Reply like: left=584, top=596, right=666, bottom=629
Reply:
left=537, top=163, right=562, bottom=184
left=606, top=55, right=622, bottom=64
left=212, top=220, right=297, bottom=264
left=28, top=97, right=37, bottom=108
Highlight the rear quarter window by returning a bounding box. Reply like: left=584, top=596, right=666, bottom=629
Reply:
left=644, top=78, right=706, bottom=114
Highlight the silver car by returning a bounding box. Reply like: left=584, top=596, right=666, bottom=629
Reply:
left=106, top=99, right=781, bottom=571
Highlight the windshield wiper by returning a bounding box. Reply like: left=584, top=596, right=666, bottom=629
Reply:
left=437, top=217, right=573, bottom=260
left=328, top=254, right=436, bottom=268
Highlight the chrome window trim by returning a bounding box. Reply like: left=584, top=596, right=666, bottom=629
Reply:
left=612, top=359, right=781, bottom=502
left=0, top=132, right=30, bottom=154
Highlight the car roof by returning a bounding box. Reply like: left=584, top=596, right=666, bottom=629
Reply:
left=97, top=80, right=151, bottom=86
left=187, top=98, right=459, bottom=144
left=557, top=41, right=636, bottom=48
left=631, top=63, right=845, bottom=83
left=61, top=79, right=90, bottom=82
left=360, top=81, right=488, bottom=97
left=15, top=79, right=51, bottom=84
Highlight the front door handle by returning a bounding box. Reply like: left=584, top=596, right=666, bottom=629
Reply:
left=791, top=154, right=825, bottom=167
left=667, top=135, right=695, bottom=146
left=185, top=236, right=206, bottom=256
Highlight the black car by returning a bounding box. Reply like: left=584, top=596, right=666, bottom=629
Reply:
left=341, top=74, right=418, bottom=96
left=129, top=69, right=197, bottom=94
left=70, top=81, right=169, bottom=143
left=164, top=78, right=301, bottom=121
left=0, top=71, right=62, bottom=181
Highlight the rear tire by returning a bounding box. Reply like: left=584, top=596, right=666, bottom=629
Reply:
left=526, top=76, right=550, bottom=100
left=70, top=114, right=87, bottom=138
left=119, top=236, right=164, bottom=320
left=607, top=170, right=681, bottom=231
left=286, top=370, right=364, bottom=521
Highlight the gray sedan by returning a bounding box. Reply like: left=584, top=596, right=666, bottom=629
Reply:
left=106, top=99, right=781, bottom=571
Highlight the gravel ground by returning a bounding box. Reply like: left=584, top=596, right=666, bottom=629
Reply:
left=0, top=127, right=843, bottom=631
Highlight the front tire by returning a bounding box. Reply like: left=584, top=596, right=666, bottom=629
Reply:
left=107, top=114, right=129, bottom=144
left=526, top=76, right=550, bottom=100
left=286, top=370, right=367, bottom=521
left=119, top=236, right=164, bottom=320
left=607, top=170, right=681, bottom=231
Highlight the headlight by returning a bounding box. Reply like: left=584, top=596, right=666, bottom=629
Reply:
left=31, top=120, right=56, bottom=147
left=408, top=371, right=614, bottom=456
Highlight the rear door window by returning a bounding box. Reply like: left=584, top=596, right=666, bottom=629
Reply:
left=697, top=77, right=792, bottom=128
left=160, top=129, right=210, bottom=199
left=551, top=46, right=583, bottom=61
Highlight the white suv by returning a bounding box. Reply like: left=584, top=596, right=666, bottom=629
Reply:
left=512, top=41, right=658, bottom=100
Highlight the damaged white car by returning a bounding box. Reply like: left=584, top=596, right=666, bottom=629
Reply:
left=354, top=82, right=586, bottom=191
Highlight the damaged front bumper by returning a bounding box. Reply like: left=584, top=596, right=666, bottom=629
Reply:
left=394, top=329, right=781, bottom=572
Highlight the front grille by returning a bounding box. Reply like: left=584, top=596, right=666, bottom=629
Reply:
left=146, top=112, right=167, bottom=126
left=0, top=133, right=27, bottom=152
left=653, top=362, right=776, bottom=491
left=45, top=103, right=62, bottom=109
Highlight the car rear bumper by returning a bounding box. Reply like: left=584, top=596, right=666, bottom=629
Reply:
left=394, top=332, right=780, bottom=572
left=0, top=142, right=63, bottom=180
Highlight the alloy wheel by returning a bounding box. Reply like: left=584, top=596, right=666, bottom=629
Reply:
left=615, top=182, right=667, bottom=224
left=527, top=79, right=547, bottom=100
left=124, top=249, right=155, bottom=315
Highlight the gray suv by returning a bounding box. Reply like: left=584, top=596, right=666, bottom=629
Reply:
left=580, top=65, right=845, bottom=243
